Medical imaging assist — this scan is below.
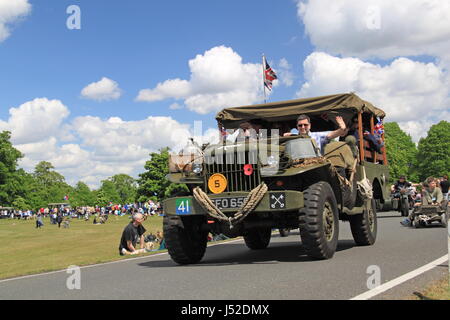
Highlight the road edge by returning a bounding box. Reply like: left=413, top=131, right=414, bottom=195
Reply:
left=350, top=254, right=449, bottom=300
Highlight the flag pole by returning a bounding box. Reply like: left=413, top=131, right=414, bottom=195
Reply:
left=262, top=53, right=266, bottom=103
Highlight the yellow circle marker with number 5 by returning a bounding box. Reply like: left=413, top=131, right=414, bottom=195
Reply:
left=208, top=173, right=228, bottom=194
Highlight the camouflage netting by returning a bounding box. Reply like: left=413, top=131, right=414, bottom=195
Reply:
left=291, top=157, right=328, bottom=168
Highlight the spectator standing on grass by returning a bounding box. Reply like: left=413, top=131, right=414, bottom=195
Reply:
left=36, top=213, right=43, bottom=229
left=57, top=213, right=63, bottom=228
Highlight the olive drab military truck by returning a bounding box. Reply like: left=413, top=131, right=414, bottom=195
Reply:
left=163, top=93, right=390, bottom=265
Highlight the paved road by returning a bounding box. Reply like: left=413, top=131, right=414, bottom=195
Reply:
left=0, top=211, right=447, bottom=300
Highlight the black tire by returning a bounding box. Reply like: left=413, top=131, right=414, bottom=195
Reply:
left=279, top=228, right=290, bottom=237
left=299, top=181, right=339, bottom=260
left=243, top=227, right=272, bottom=250
left=163, top=216, right=208, bottom=265
left=375, top=199, right=383, bottom=211
left=349, top=198, right=378, bottom=246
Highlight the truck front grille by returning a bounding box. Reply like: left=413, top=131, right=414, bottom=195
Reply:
left=204, top=151, right=261, bottom=193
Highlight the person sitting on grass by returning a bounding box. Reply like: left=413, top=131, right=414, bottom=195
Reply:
left=63, top=217, right=70, bottom=228
left=157, top=231, right=166, bottom=250
left=118, top=212, right=152, bottom=256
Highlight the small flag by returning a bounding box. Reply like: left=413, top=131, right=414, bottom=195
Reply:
left=63, top=195, right=69, bottom=201
left=263, top=56, right=278, bottom=91
left=219, top=126, right=228, bottom=137
left=374, top=118, right=384, bottom=136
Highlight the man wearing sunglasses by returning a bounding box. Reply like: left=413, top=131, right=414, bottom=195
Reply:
left=285, top=114, right=348, bottom=155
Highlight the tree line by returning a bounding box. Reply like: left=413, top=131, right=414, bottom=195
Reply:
left=0, top=120, right=449, bottom=209
left=384, top=120, right=449, bottom=183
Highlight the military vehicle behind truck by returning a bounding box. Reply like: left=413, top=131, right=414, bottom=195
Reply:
left=163, top=93, right=390, bottom=264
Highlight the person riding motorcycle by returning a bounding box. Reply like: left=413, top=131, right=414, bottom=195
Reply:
left=391, top=176, right=412, bottom=195
left=391, top=176, right=414, bottom=216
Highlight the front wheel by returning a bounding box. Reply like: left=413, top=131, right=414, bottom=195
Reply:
left=164, top=216, right=208, bottom=265
left=349, top=198, right=378, bottom=246
left=299, top=181, right=339, bottom=260
left=279, top=228, right=290, bottom=237
left=244, top=227, right=272, bottom=250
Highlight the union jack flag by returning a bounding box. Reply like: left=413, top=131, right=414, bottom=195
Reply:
left=219, top=126, right=228, bottom=137
left=263, top=56, right=278, bottom=91
left=374, top=118, right=384, bottom=136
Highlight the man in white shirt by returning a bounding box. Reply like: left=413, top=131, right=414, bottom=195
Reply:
left=284, top=114, right=348, bottom=154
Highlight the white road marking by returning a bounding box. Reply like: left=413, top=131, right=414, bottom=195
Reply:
left=350, top=254, right=449, bottom=300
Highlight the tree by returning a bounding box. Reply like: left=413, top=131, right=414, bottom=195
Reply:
left=107, top=174, right=137, bottom=204
left=98, top=179, right=121, bottom=204
left=13, top=169, right=43, bottom=209
left=384, top=122, right=418, bottom=182
left=32, top=161, right=73, bottom=205
left=94, top=189, right=109, bottom=207
left=0, top=131, right=24, bottom=205
left=71, top=181, right=96, bottom=207
left=137, top=148, right=188, bottom=201
left=416, top=121, right=450, bottom=181
left=12, top=196, right=28, bottom=211
left=33, top=161, right=65, bottom=187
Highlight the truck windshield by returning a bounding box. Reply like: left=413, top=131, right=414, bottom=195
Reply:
left=285, top=138, right=318, bottom=160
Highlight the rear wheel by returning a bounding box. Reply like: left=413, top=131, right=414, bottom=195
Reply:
left=244, top=227, right=272, bottom=249
left=349, top=198, right=377, bottom=246
left=279, top=228, right=290, bottom=237
left=299, top=182, right=339, bottom=260
left=164, top=215, right=208, bottom=265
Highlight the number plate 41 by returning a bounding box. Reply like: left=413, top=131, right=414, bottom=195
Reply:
left=176, top=199, right=191, bottom=215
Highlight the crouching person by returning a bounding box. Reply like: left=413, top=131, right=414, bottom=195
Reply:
left=119, top=212, right=151, bottom=256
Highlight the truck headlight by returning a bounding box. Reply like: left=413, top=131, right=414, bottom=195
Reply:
left=267, top=155, right=279, bottom=167
left=192, top=163, right=203, bottom=174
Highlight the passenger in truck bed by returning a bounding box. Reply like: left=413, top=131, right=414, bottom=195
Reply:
left=343, top=116, right=384, bottom=155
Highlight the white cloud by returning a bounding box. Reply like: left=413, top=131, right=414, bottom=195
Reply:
left=297, top=0, right=450, bottom=60
left=297, top=52, right=450, bottom=141
left=278, top=58, right=294, bottom=87
left=0, top=98, right=70, bottom=144
left=0, top=97, right=221, bottom=188
left=169, top=102, right=184, bottom=110
left=137, top=46, right=265, bottom=114
left=81, top=77, right=122, bottom=101
left=0, top=0, right=31, bottom=42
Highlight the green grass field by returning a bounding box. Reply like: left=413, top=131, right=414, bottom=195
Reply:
left=0, top=215, right=164, bottom=280
left=408, top=275, right=450, bottom=300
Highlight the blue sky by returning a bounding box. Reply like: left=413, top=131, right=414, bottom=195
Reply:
left=0, top=0, right=449, bottom=188
left=0, top=0, right=311, bottom=126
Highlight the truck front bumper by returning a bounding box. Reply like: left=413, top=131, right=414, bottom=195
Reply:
left=163, top=190, right=304, bottom=216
